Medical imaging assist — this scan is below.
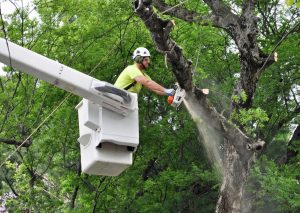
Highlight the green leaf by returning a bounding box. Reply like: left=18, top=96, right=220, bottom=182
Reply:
left=286, top=0, right=295, bottom=6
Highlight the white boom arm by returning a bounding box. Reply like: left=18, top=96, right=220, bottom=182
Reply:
left=0, top=38, right=139, bottom=176
left=0, top=38, right=134, bottom=116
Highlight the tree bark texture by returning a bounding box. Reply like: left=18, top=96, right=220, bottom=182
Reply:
left=133, top=1, right=275, bottom=212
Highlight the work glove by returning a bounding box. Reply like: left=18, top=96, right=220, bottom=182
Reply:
left=164, top=88, right=176, bottom=96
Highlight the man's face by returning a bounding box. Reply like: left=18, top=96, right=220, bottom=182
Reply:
left=142, top=57, right=151, bottom=69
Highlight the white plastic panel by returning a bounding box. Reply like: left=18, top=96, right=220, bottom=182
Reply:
left=77, top=134, right=91, bottom=146
left=76, top=99, right=100, bottom=130
left=76, top=97, right=139, bottom=176
left=76, top=98, right=139, bottom=148
left=80, top=142, right=132, bottom=176
left=99, top=106, right=139, bottom=148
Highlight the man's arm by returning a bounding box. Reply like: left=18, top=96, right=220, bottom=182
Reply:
left=134, top=75, right=166, bottom=95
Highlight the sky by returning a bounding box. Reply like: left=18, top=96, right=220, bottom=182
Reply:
left=0, top=0, right=38, bottom=76
left=0, top=0, right=36, bottom=16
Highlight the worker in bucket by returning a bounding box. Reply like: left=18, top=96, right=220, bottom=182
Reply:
left=114, top=47, right=175, bottom=96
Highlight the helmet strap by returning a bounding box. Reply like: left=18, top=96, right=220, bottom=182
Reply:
left=134, top=56, right=146, bottom=70
left=141, top=58, right=146, bottom=70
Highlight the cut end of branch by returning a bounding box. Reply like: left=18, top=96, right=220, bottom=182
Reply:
left=247, top=140, right=265, bottom=152
left=134, top=0, right=150, bottom=12
left=164, top=54, right=168, bottom=69
left=201, top=89, right=209, bottom=95
left=171, top=19, right=176, bottom=26
left=274, top=52, right=278, bottom=62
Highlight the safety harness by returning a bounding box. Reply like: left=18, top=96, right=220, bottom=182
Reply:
left=124, top=57, right=147, bottom=91
left=124, top=81, right=137, bottom=90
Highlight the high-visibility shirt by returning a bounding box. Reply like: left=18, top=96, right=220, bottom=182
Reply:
left=114, top=64, right=151, bottom=93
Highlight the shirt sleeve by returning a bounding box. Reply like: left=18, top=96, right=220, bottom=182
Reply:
left=127, top=66, right=144, bottom=80
left=144, top=73, right=151, bottom=80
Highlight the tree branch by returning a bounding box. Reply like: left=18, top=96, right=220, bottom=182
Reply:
left=70, top=162, right=81, bottom=210
left=242, top=0, right=256, bottom=16
left=152, top=0, right=213, bottom=25
left=203, top=0, right=239, bottom=29
left=1, top=168, right=19, bottom=197
left=134, top=0, right=193, bottom=90
left=0, top=138, right=31, bottom=147
left=133, top=0, right=263, bottom=159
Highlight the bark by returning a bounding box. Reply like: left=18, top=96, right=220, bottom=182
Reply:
left=216, top=141, right=248, bottom=212
left=133, top=1, right=274, bottom=212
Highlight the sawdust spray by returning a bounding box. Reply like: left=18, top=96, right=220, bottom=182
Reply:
left=183, top=92, right=257, bottom=212
left=183, top=95, right=224, bottom=177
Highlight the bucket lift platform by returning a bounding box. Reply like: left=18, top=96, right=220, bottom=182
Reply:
left=0, top=38, right=139, bottom=176
left=76, top=98, right=139, bottom=176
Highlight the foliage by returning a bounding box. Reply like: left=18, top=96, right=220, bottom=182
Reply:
left=0, top=0, right=299, bottom=212
left=230, top=107, right=269, bottom=135
left=246, top=156, right=300, bottom=213
left=286, top=0, right=300, bottom=7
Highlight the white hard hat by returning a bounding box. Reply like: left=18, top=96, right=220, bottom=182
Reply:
left=132, top=47, right=151, bottom=59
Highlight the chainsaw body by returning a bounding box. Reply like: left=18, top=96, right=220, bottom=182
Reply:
left=167, top=84, right=186, bottom=108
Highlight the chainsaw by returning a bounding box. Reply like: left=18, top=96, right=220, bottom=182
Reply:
left=167, top=83, right=209, bottom=108
left=167, top=83, right=186, bottom=108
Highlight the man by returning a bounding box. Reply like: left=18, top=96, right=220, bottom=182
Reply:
left=114, top=47, right=175, bottom=96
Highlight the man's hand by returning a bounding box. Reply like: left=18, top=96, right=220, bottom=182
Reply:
left=164, top=88, right=176, bottom=96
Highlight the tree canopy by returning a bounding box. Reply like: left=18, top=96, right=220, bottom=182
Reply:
left=0, top=0, right=299, bottom=212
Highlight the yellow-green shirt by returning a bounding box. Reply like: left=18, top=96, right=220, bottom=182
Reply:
left=114, top=64, right=151, bottom=93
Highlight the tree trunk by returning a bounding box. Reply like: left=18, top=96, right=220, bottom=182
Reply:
left=216, top=143, right=249, bottom=213
left=133, top=1, right=272, bottom=212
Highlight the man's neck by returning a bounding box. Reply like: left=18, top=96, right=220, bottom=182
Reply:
left=135, top=63, right=144, bottom=71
